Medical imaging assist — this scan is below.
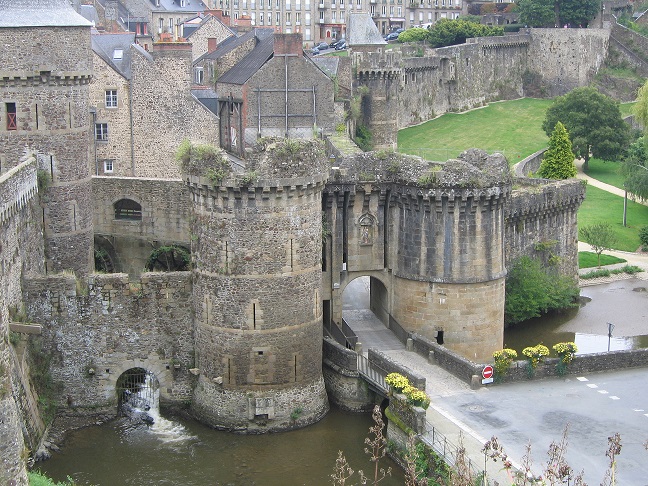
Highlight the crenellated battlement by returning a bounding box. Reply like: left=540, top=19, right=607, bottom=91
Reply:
left=0, top=154, right=38, bottom=226
left=0, top=71, right=92, bottom=87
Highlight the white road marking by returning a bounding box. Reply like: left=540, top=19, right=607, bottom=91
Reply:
left=577, top=377, right=588, bottom=382
left=587, top=384, right=598, bottom=388
left=609, top=396, right=620, bottom=400
left=598, top=390, right=609, bottom=394
left=634, top=409, right=645, bottom=412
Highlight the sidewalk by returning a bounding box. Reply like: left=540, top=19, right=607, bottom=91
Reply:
left=346, top=301, right=513, bottom=485
left=574, top=158, right=648, bottom=206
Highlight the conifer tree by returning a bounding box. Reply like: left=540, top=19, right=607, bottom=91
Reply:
left=538, top=121, right=577, bottom=179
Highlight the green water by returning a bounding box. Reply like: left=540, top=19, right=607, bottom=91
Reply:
left=36, top=407, right=405, bottom=486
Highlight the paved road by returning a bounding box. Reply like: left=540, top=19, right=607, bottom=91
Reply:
left=343, top=277, right=648, bottom=485
left=440, top=368, right=648, bottom=485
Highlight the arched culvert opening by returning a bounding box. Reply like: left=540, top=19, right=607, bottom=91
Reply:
left=116, top=368, right=159, bottom=424
left=341, top=276, right=402, bottom=353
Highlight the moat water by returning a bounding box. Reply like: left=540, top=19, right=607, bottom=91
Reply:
left=37, top=407, right=405, bottom=486
left=504, top=278, right=648, bottom=354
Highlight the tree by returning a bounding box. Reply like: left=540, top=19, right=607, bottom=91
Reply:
left=538, top=121, right=577, bottom=179
left=505, top=256, right=579, bottom=325
left=633, top=79, right=648, bottom=134
left=559, top=0, right=602, bottom=27
left=516, top=0, right=555, bottom=27
left=580, top=223, right=616, bottom=267
left=516, top=0, right=602, bottom=27
left=398, top=27, right=429, bottom=43
left=621, top=137, right=648, bottom=202
left=542, top=87, right=630, bottom=171
left=427, top=19, right=504, bottom=48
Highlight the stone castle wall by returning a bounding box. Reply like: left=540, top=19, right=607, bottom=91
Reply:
left=92, top=176, right=191, bottom=275
left=353, top=29, right=610, bottom=146
left=0, top=25, right=94, bottom=276
left=0, top=157, right=44, bottom=486
left=22, top=272, right=195, bottom=412
left=505, top=179, right=585, bottom=277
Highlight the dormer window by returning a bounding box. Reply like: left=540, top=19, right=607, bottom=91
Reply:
left=180, top=0, right=186, bottom=6
left=113, top=49, right=123, bottom=60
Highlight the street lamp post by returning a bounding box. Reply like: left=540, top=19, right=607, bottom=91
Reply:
left=607, top=322, right=615, bottom=352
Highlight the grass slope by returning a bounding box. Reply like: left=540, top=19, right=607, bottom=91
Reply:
left=397, top=98, right=553, bottom=163
left=578, top=185, right=648, bottom=251
left=578, top=251, right=626, bottom=268
left=584, top=158, right=626, bottom=189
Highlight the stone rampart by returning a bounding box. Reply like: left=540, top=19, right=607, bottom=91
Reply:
left=22, top=272, right=194, bottom=413
left=610, top=23, right=648, bottom=73
left=505, top=179, right=585, bottom=277
left=92, top=176, right=191, bottom=275
left=513, top=149, right=547, bottom=177
left=322, top=337, right=373, bottom=412
left=411, top=334, right=482, bottom=384
left=526, top=28, right=609, bottom=97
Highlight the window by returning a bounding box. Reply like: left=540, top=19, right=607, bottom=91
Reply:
left=276, top=12, right=280, bottom=24
left=159, top=18, right=164, bottom=33
left=105, top=90, right=118, bottom=108
left=114, top=199, right=142, bottom=221
left=6, top=102, right=17, bottom=131
left=286, top=12, right=291, bottom=24
left=260, top=12, right=264, bottom=24
left=113, top=49, right=123, bottom=60
left=95, top=123, right=108, bottom=141
left=103, top=159, right=114, bottom=173
left=194, top=67, right=204, bottom=84
left=296, top=12, right=301, bottom=24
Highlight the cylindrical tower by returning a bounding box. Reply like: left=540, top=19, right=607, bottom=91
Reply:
left=0, top=1, right=94, bottom=275
left=390, top=149, right=511, bottom=361
left=189, top=140, right=329, bottom=432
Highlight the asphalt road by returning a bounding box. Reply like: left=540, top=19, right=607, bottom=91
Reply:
left=437, top=368, right=648, bottom=484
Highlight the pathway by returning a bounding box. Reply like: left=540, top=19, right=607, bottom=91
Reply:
left=574, top=158, right=648, bottom=206
left=343, top=279, right=514, bottom=485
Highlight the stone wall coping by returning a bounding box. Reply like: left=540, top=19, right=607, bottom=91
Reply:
left=93, top=175, right=184, bottom=183
left=368, top=348, right=426, bottom=389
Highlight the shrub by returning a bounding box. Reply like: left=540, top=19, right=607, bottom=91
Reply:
left=385, top=372, right=409, bottom=392
left=639, top=226, right=648, bottom=251
left=553, top=342, right=578, bottom=365
left=354, top=125, right=373, bottom=152
left=505, top=256, right=579, bottom=325
left=522, top=344, right=550, bottom=371
left=493, top=348, right=518, bottom=377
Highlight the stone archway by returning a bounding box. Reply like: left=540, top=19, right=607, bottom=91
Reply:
left=115, top=368, right=159, bottom=412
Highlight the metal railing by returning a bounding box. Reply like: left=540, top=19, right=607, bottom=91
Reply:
left=323, top=319, right=358, bottom=350
left=357, top=354, right=388, bottom=393
left=421, top=422, right=487, bottom=483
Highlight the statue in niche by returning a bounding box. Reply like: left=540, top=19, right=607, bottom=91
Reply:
left=359, top=214, right=374, bottom=246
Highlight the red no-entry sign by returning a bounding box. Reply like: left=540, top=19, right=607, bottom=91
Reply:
left=482, top=365, right=494, bottom=380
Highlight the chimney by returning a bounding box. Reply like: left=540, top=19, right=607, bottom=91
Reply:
left=273, top=33, right=303, bottom=57
left=208, top=37, right=218, bottom=53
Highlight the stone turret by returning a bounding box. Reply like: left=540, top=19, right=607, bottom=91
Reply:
left=188, top=139, right=330, bottom=432
left=0, top=0, right=94, bottom=275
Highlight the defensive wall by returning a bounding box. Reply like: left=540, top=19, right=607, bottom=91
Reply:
left=92, top=176, right=191, bottom=275
left=0, top=156, right=43, bottom=486
left=352, top=28, right=610, bottom=148
left=22, top=272, right=195, bottom=413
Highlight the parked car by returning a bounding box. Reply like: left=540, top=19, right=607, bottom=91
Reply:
left=310, top=47, right=320, bottom=55
left=385, top=32, right=400, bottom=41
left=395, top=28, right=405, bottom=34
left=329, top=38, right=345, bottom=48
left=316, top=42, right=329, bottom=50
left=334, top=41, right=347, bottom=50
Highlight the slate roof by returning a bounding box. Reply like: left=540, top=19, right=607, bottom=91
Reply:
left=185, top=14, right=236, bottom=41
left=154, top=0, right=206, bottom=13
left=213, top=29, right=275, bottom=85
left=91, top=33, right=137, bottom=79
left=0, top=0, right=93, bottom=27
left=192, top=87, right=219, bottom=115
left=194, top=27, right=266, bottom=64
left=347, top=13, right=386, bottom=46
left=312, top=56, right=339, bottom=79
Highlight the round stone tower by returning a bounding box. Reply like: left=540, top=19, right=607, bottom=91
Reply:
left=0, top=0, right=94, bottom=275
left=188, top=139, right=330, bottom=432
left=390, top=149, right=512, bottom=362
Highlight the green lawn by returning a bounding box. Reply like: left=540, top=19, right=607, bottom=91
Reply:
left=578, top=251, right=626, bottom=269
left=583, top=158, right=625, bottom=189
left=397, top=98, right=553, bottom=163
left=578, top=185, right=648, bottom=251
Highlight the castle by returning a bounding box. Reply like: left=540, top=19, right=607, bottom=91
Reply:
left=2, top=2, right=623, bottom=483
